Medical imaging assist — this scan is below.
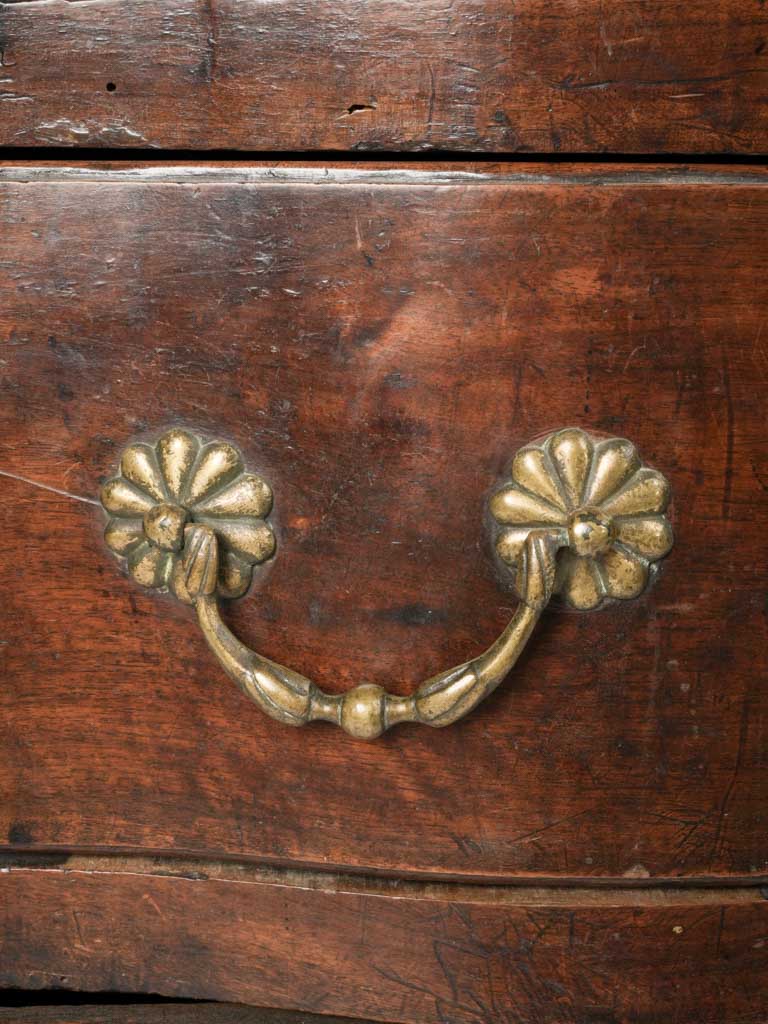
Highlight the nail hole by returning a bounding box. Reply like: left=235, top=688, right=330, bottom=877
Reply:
left=106, top=82, right=117, bottom=92
left=346, top=102, right=376, bottom=115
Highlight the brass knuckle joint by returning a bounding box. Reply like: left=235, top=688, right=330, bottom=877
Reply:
left=100, top=427, right=673, bottom=740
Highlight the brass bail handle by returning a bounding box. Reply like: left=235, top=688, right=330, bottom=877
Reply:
left=100, top=427, right=673, bottom=739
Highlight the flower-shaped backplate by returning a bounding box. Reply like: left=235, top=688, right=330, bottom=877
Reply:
left=490, top=428, right=672, bottom=610
left=100, top=428, right=275, bottom=602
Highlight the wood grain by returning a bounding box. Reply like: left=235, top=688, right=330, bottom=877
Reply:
left=1, top=864, right=766, bottom=1023
left=1, top=0, right=767, bottom=153
left=0, top=166, right=766, bottom=881
left=0, top=1000, right=373, bottom=1024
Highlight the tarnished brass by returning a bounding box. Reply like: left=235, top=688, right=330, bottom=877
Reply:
left=100, top=427, right=672, bottom=739
left=491, top=427, right=674, bottom=610
left=101, top=428, right=275, bottom=601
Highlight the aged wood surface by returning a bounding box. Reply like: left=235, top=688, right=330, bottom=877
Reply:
left=1, top=0, right=768, bottom=153
left=0, top=166, right=767, bottom=881
left=0, top=999, right=373, bottom=1024
left=1, top=865, right=766, bottom=1023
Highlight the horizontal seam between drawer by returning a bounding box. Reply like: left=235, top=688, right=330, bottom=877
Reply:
left=1, top=851, right=766, bottom=907
left=1, top=168, right=768, bottom=187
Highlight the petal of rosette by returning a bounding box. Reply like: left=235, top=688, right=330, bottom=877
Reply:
left=120, top=443, right=166, bottom=502
left=156, top=428, right=199, bottom=502
left=601, top=467, right=670, bottom=518
left=203, top=517, right=276, bottom=565
left=218, top=550, right=253, bottom=600
left=600, top=546, right=648, bottom=600
left=104, top=517, right=145, bottom=556
left=495, top=526, right=533, bottom=566
left=101, top=477, right=155, bottom=518
left=511, top=446, right=567, bottom=512
left=496, top=525, right=567, bottom=568
left=185, top=441, right=242, bottom=505
left=558, top=551, right=604, bottom=610
left=490, top=485, right=565, bottom=526
left=127, top=542, right=171, bottom=589
left=193, top=473, right=272, bottom=519
left=615, top=515, right=673, bottom=561
left=548, top=428, right=593, bottom=509
left=582, top=437, right=640, bottom=508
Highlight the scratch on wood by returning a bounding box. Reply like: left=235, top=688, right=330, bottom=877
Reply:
left=721, top=348, right=734, bottom=519
left=709, top=698, right=750, bottom=870
left=716, top=905, right=726, bottom=954
left=0, top=468, right=99, bottom=506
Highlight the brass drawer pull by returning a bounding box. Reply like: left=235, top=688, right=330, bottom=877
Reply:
left=100, top=427, right=672, bottom=739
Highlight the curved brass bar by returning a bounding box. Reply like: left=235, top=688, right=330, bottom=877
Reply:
left=192, top=528, right=560, bottom=739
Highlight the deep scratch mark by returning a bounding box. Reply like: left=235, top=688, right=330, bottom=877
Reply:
left=0, top=469, right=99, bottom=506
left=426, top=62, right=436, bottom=135
left=715, top=905, right=726, bottom=955
left=710, top=698, right=750, bottom=870
left=202, top=0, right=218, bottom=82
left=506, top=809, right=590, bottom=846
left=721, top=348, right=734, bottom=520
left=559, top=68, right=766, bottom=92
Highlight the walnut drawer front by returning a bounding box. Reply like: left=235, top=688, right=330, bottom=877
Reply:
left=1, top=0, right=767, bottom=154
left=1, top=163, right=767, bottom=1020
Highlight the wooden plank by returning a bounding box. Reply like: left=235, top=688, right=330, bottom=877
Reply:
left=0, top=166, right=766, bottom=881
left=3, top=162, right=768, bottom=182
left=0, top=1000, right=373, bottom=1024
left=1, top=865, right=766, bottom=1022
left=0, top=0, right=767, bottom=153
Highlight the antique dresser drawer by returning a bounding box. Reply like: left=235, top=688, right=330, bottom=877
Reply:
left=1, top=0, right=766, bottom=154
left=1, top=162, right=767, bottom=1021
